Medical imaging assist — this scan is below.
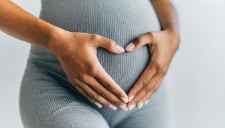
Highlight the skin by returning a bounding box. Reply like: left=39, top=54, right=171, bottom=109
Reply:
left=126, top=0, right=180, bottom=110
left=0, top=0, right=129, bottom=111
left=0, top=0, right=180, bottom=111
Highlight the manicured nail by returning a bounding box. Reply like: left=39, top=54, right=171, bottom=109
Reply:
left=109, top=104, right=117, bottom=110
left=120, top=105, right=128, bottom=112
left=125, top=42, right=135, bottom=51
left=128, top=96, right=134, bottom=102
left=138, top=103, right=143, bottom=109
left=94, top=102, right=102, bottom=108
left=116, top=45, right=125, bottom=53
left=121, top=97, right=129, bottom=103
left=145, top=100, right=149, bottom=104
left=128, top=104, right=135, bottom=111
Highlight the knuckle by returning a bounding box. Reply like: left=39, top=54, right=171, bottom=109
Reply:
left=115, top=101, right=121, bottom=106
left=155, top=62, right=162, bottom=69
left=158, top=65, right=167, bottom=75
left=142, top=79, right=148, bottom=87
left=76, top=72, right=84, bottom=80
left=80, top=74, right=88, bottom=81
left=90, top=94, right=98, bottom=100
left=106, top=84, right=115, bottom=91
left=155, top=62, right=166, bottom=74
left=147, top=32, right=155, bottom=41
left=108, top=40, right=116, bottom=48
left=142, top=88, right=148, bottom=95
left=90, top=64, right=99, bottom=75
left=147, top=32, right=154, bottom=38
left=91, top=34, right=101, bottom=40
left=102, top=91, right=110, bottom=98
left=135, top=37, right=141, bottom=43
left=134, top=82, right=145, bottom=93
left=151, top=60, right=157, bottom=66
left=112, top=101, right=120, bottom=106
left=132, top=86, right=141, bottom=95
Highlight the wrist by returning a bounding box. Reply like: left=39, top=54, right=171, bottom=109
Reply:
left=47, top=26, right=69, bottom=56
left=165, top=27, right=180, bottom=49
left=166, top=26, right=180, bottom=38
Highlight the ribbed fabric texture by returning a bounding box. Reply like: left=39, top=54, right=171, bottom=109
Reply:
left=19, top=1, right=168, bottom=128
left=29, top=0, right=161, bottom=94
left=19, top=62, right=168, bottom=128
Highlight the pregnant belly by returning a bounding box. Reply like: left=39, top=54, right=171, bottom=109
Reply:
left=30, top=0, right=161, bottom=93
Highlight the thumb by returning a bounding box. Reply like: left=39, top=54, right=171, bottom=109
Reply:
left=125, top=32, right=154, bottom=52
left=95, top=36, right=125, bottom=54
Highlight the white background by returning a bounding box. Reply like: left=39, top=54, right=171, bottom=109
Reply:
left=0, top=0, right=225, bottom=128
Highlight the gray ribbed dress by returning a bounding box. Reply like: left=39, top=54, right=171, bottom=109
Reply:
left=19, top=0, right=169, bottom=128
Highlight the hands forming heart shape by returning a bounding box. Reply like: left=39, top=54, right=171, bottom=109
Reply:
left=50, top=27, right=180, bottom=112
left=0, top=0, right=180, bottom=113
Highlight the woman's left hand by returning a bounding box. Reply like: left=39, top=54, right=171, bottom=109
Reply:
left=125, top=28, right=180, bottom=110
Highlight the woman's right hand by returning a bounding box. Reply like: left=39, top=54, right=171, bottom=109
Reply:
left=48, top=28, right=129, bottom=111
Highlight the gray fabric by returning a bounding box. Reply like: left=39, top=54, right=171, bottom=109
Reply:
left=19, top=0, right=169, bottom=127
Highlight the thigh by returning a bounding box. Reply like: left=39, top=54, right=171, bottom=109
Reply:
left=115, top=81, right=169, bottom=128
left=19, top=62, right=110, bottom=128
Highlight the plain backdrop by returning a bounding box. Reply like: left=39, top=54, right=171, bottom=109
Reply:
left=0, top=0, right=225, bottom=128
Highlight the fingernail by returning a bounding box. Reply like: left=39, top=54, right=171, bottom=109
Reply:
left=121, top=97, right=129, bottom=103
left=128, top=96, right=134, bottom=102
left=120, top=105, right=128, bottom=112
left=138, top=103, right=143, bottom=109
left=128, top=104, right=135, bottom=111
left=125, top=42, right=135, bottom=51
left=116, top=45, right=125, bottom=53
left=145, top=100, right=149, bottom=104
left=109, top=104, right=117, bottom=110
left=94, top=102, right=102, bottom=108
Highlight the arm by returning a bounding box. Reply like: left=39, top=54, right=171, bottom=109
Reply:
left=151, top=0, right=180, bottom=38
left=0, top=0, right=61, bottom=54
left=126, top=0, right=180, bottom=109
left=0, top=0, right=130, bottom=110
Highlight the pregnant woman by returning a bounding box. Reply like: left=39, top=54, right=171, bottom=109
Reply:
left=0, top=0, right=180, bottom=128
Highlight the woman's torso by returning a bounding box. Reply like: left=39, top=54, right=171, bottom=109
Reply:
left=28, top=0, right=161, bottom=93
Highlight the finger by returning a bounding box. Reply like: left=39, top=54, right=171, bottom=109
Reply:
left=94, top=65, right=129, bottom=104
left=128, top=72, right=162, bottom=110
left=73, top=83, right=102, bottom=108
left=74, top=78, right=118, bottom=110
left=127, top=47, right=160, bottom=102
left=82, top=75, right=128, bottom=111
left=91, top=34, right=125, bottom=54
left=127, top=63, right=157, bottom=103
left=125, top=32, right=154, bottom=52
left=141, top=78, right=163, bottom=105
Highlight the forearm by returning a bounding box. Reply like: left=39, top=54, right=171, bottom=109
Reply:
left=151, top=0, right=179, bottom=34
left=0, top=0, right=62, bottom=54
